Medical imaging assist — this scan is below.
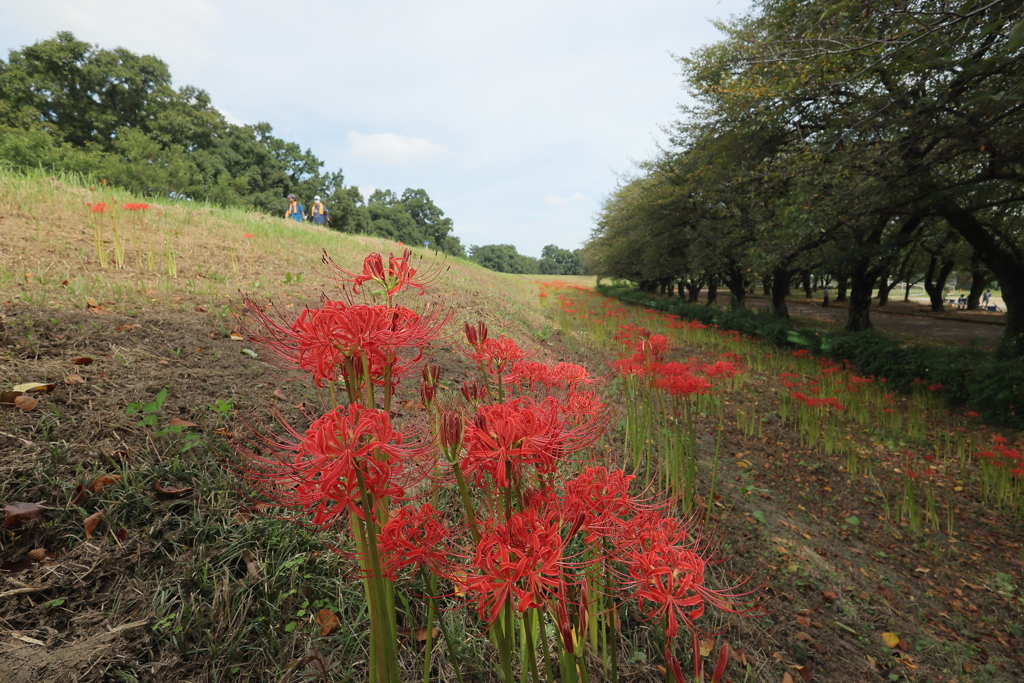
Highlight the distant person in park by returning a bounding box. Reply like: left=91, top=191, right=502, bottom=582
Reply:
left=310, top=195, right=329, bottom=226
left=285, top=194, right=304, bottom=222
left=822, top=286, right=830, bottom=307
left=983, top=290, right=992, bottom=307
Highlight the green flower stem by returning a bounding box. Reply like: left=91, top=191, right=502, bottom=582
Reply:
left=523, top=609, right=542, bottom=683
left=422, top=569, right=436, bottom=683
left=536, top=608, right=556, bottom=683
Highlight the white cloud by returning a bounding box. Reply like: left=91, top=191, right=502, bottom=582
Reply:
left=543, top=192, right=591, bottom=207
left=347, top=132, right=448, bottom=165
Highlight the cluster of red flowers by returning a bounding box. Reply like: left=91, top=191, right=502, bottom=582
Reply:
left=88, top=202, right=108, bottom=213
left=233, top=254, right=756, bottom=681
left=975, top=435, right=1024, bottom=478
left=122, top=202, right=150, bottom=211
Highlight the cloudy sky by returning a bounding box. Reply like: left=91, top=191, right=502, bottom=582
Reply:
left=0, top=0, right=751, bottom=257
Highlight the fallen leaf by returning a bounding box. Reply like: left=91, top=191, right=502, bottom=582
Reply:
left=783, top=673, right=795, bottom=683
left=795, top=632, right=815, bottom=642
left=86, top=299, right=107, bottom=314
left=242, top=549, right=260, bottom=578
left=26, top=548, right=49, bottom=562
left=84, top=509, right=105, bottom=539
left=64, top=374, right=86, bottom=385
left=317, top=609, right=341, bottom=636
left=3, top=502, right=44, bottom=528
left=88, top=474, right=123, bottom=494
left=413, top=626, right=439, bottom=641
left=0, top=558, right=34, bottom=574
left=152, top=480, right=194, bottom=498
left=401, top=399, right=420, bottom=412
left=14, top=395, right=39, bottom=411
left=73, top=357, right=94, bottom=366
left=168, top=418, right=199, bottom=428
left=0, top=390, right=22, bottom=405
left=272, top=389, right=288, bottom=401
left=821, top=590, right=837, bottom=604
left=229, top=332, right=244, bottom=341
left=914, top=567, right=930, bottom=574
left=699, top=637, right=715, bottom=657
left=70, top=484, right=88, bottom=506
left=115, top=323, right=141, bottom=332
left=12, top=382, right=50, bottom=393
left=881, top=632, right=900, bottom=648
left=795, top=664, right=813, bottom=682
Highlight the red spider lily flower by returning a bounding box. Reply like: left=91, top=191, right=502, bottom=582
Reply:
left=463, top=508, right=571, bottom=623
left=655, top=373, right=711, bottom=398
left=563, top=467, right=636, bottom=542
left=636, top=334, right=669, bottom=362
left=244, top=233, right=255, bottom=238
left=439, top=410, right=465, bottom=461
left=239, top=297, right=449, bottom=389
left=461, top=378, right=488, bottom=403
left=88, top=202, right=108, bottom=213
left=460, top=396, right=603, bottom=489
left=236, top=404, right=428, bottom=529
left=711, top=642, right=731, bottom=682
left=468, top=336, right=526, bottom=376
left=967, top=411, right=980, bottom=418
left=503, top=361, right=552, bottom=390
left=699, top=361, right=741, bottom=379
left=378, top=503, right=452, bottom=578
left=792, top=349, right=811, bottom=357
left=122, top=203, right=150, bottom=211
left=626, top=542, right=708, bottom=638
left=324, top=248, right=444, bottom=297
left=992, top=435, right=1008, bottom=444
left=928, top=384, right=943, bottom=391
left=664, top=646, right=686, bottom=683
left=464, top=321, right=489, bottom=349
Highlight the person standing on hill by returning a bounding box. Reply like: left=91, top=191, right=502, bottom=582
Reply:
left=310, top=195, right=329, bottom=226
left=285, top=194, right=304, bottom=222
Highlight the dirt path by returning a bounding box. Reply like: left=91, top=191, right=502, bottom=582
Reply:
left=745, top=298, right=1004, bottom=348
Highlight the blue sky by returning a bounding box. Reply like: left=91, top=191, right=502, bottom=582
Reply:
left=0, top=0, right=752, bottom=257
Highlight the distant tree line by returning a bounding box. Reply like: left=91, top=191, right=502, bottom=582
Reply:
left=0, top=32, right=464, bottom=255
left=469, top=243, right=585, bottom=275
left=585, top=0, right=1024, bottom=358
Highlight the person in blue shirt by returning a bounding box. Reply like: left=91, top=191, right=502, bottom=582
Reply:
left=285, top=194, right=304, bottom=222
left=309, top=195, right=329, bottom=225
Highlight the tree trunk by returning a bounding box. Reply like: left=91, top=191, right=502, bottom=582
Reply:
left=943, top=208, right=1024, bottom=357
left=836, top=276, right=848, bottom=303
left=707, top=276, right=718, bottom=305
left=846, top=268, right=876, bottom=332
left=966, top=262, right=990, bottom=311
left=685, top=278, right=704, bottom=303
left=761, top=276, right=772, bottom=295
left=802, top=270, right=813, bottom=298
left=725, top=264, right=747, bottom=309
left=639, top=280, right=656, bottom=293
left=877, top=266, right=896, bottom=307
left=922, top=255, right=954, bottom=312
left=770, top=265, right=790, bottom=319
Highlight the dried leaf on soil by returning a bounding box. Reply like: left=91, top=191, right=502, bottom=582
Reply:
left=0, top=558, right=34, bottom=574
left=699, top=637, right=715, bottom=657
left=0, top=390, right=22, bottom=405
left=782, top=673, right=795, bottom=683
left=413, top=626, right=439, bottom=641
left=13, top=382, right=54, bottom=393
left=317, top=609, right=340, bottom=636
left=14, top=395, right=39, bottom=411
left=73, top=357, right=94, bottom=365
left=795, top=632, right=815, bottom=642
left=70, top=484, right=88, bottom=506
left=794, top=664, right=812, bottom=682
left=152, top=480, right=194, bottom=497
left=26, top=548, right=50, bottom=562
left=88, top=474, right=123, bottom=493
left=115, top=323, right=141, bottom=332
left=272, top=389, right=288, bottom=400
left=4, top=502, right=45, bottom=528
left=229, top=332, right=244, bottom=341
left=168, top=417, right=199, bottom=428
left=242, top=549, right=260, bottom=578
left=84, top=509, right=105, bottom=539
left=64, top=374, right=86, bottom=384
left=881, top=632, right=900, bottom=648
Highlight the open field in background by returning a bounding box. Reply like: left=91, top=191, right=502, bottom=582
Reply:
left=1, top=171, right=1023, bottom=683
